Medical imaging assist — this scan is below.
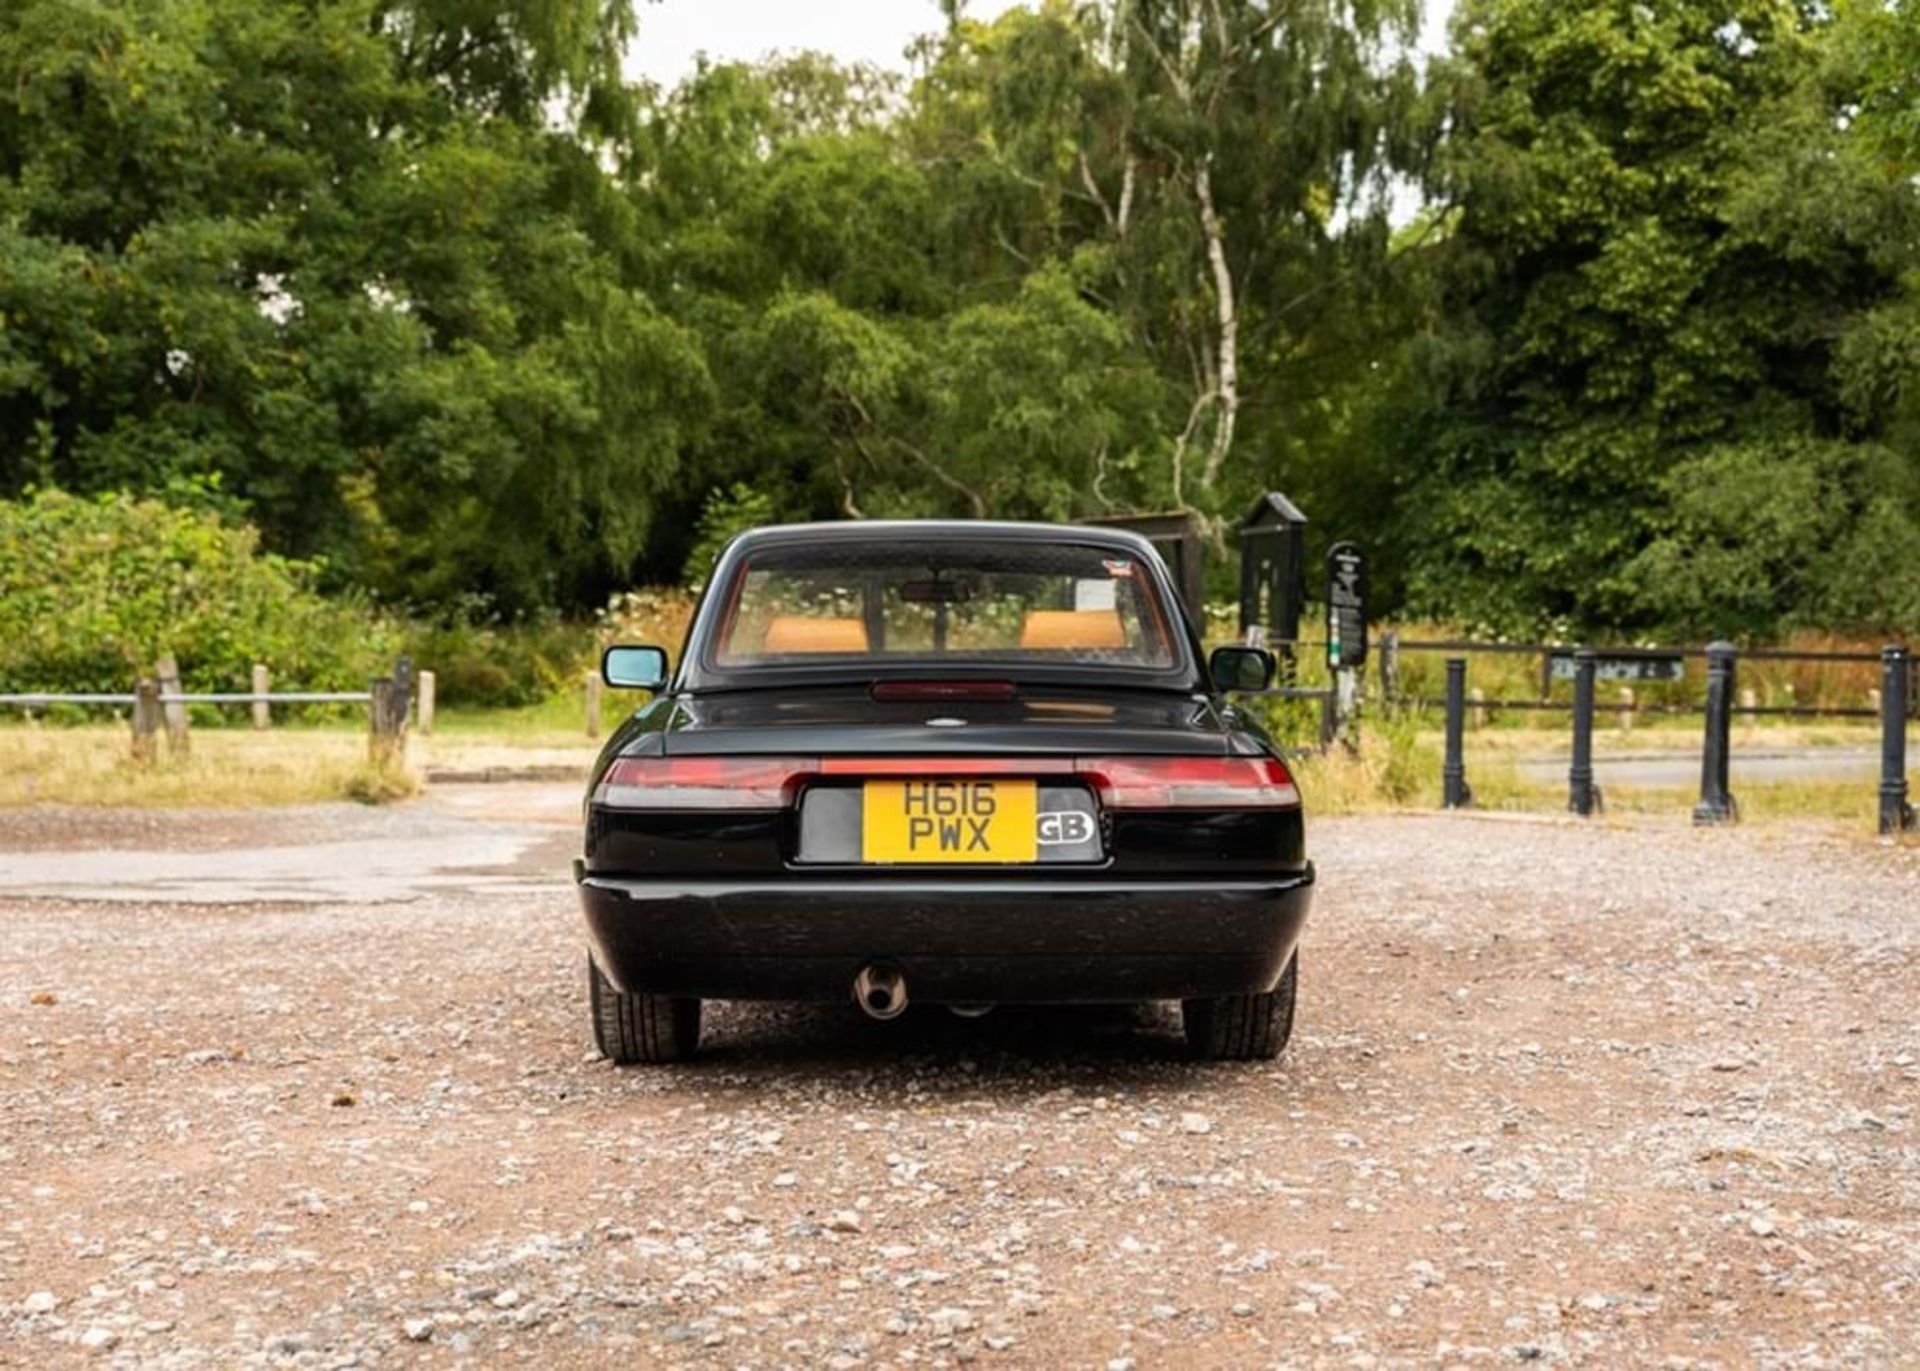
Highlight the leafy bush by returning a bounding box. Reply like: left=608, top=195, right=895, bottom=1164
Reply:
left=0, top=488, right=396, bottom=693
left=399, top=612, right=593, bottom=709
left=395, top=588, right=697, bottom=710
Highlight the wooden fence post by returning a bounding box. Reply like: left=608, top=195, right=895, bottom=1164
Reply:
left=1617, top=686, right=1635, bottom=732
left=368, top=676, right=406, bottom=768
left=416, top=669, right=436, bottom=736
left=131, top=679, right=160, bottom=766
left=156, top=655, right=189, bottom=758
left=252, top=663, right=271, bottom=730
left=1468, top=686, right=1487, bottom=730
left=1739, top=686, right=1758, bottom=734
left=585, top=670, right=603, bottom=740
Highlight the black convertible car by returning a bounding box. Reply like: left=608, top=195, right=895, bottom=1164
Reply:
left=577, top=521, right=1313, bottom=1062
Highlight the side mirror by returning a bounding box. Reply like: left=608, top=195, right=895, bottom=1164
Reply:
left=602, top=644, right=669, bottom=691
left=1209, top=645, right=1275, bottom=693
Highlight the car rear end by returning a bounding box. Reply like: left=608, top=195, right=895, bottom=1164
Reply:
left=577, top=522, right=1313, bottom=1060
left=579, top=741, right=1312, bottom=1007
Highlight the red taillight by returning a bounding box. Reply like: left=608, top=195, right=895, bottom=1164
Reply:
left=594, top=754, right=1300, bottom=810
left=595, top=756, right=817, bottom=808
left=1074, top=756, right=1300, bottom=809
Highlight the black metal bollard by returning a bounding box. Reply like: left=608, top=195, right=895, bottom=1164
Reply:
left=1443, top=657, right=1472, bottom=809
left=1569, top=648, right=1600, bottom=817
left=1880, top=643, right=1914, bottom=837
left=1692, top=641, right=1738, bottom=825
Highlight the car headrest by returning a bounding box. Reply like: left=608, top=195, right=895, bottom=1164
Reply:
left=762, top=616, right=869, bottom=654
left=1018, top=610, right=1126, bottom=651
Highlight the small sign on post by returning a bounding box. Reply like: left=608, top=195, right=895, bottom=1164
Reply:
left=1324, top=542, right=1368, bottom=671
left=1546, top=651, right=1683, bottom=684
left=1324, top=542, right=1367, bottom=751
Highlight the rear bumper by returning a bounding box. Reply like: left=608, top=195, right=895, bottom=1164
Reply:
left=578, top=870, right=1313, bottom=1003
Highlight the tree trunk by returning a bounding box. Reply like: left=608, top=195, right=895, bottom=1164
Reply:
left=1195, top=159, right=1239, bottom=493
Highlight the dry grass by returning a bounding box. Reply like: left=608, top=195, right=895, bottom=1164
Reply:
left=0, top=725, right=421, bottom=808
left=0, top=705, right=613, bottom=807
left=1568, top=780, right=1883, bottom=827
left=1282, top=708, right=1901, bottom=835
left=1454, top=720, right=1882, bottom=757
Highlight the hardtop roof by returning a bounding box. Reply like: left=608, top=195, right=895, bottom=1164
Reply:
left=724, top=519, right=1163, bottom=557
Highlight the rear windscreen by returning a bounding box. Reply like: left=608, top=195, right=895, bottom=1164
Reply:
left=710, top=541, right=1177, bottom=671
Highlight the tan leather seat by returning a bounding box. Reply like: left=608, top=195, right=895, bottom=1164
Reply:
left=762, top=616, right=869, bottom=654
left=1018, top=610, right=1126, bottom=650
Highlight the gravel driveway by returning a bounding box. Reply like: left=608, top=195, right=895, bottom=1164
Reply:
left=2, top=794, right=1915, bottom=1368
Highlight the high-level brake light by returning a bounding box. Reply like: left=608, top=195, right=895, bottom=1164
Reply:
left=870, top=681, right=1018, bottom=701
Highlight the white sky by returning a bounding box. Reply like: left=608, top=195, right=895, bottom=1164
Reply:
left=625, top=0, right=1454, bottom=89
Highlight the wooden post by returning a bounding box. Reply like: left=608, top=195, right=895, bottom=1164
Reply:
left=1334, top=665, right=1359, bottom=754
left=1617, top=686, right=1635, bottom=732
left=156, top=655, right=189, bottom=758
left=1739, top=686, right=1758, bottom=734
left=252, top=664, right=271, bottom=730
left=585, top=670, right=603, bottom=740
left=131, top=679, right=160, bottom=766
left=416, top=669, right=436, bottom=736
left=1468, top=686, right=1487, bottom=730
left=368, top=676, right=406, bottom=768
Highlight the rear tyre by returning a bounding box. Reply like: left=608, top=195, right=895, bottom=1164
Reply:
left=1183, top=953, right=1297, bottom=1062
left=588, top=955, right=702, bottom=1064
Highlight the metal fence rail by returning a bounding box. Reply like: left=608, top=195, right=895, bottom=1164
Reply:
left=1244, top=630, right=1912, bottom=836
left=1406, top=642, right=1913, bottom=837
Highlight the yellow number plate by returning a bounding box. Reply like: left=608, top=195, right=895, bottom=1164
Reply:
left=861, top=780, right=1037, bottom=864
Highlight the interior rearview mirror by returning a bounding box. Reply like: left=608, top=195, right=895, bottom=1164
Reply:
left=1209, top=645, right=1275, bottom=693
left=602, top=644, right=669, bottom=691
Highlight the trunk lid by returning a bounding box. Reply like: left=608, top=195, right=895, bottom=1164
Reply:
left=655, top=685, right=1234, bottom=757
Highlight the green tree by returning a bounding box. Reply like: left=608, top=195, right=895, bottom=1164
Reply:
left=908, top=0, right=1424, bottom=518
left=0, top=0, right=707, bottom=615
left=1392, top=0, right=1919, bottom=634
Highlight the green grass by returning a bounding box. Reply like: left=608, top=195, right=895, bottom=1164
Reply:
left=432, top=690, right=609, bottom=742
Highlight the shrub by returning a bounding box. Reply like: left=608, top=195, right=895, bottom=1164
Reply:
left=399, top=612, right=592, bottom=709
left=394, top=588, right=696, bottom=710
left=0, top=488, right=397, bottom=693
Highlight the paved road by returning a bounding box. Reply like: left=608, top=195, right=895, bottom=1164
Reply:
left=2, top=792, right=1915, bottom=1367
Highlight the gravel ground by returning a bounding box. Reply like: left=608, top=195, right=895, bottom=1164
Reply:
left=2, top=797, right=1916, bottom=1368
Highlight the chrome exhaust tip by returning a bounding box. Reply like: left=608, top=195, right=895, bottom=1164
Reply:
left=853, top=963, right=908, bottom=1021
